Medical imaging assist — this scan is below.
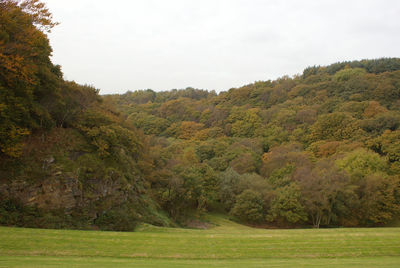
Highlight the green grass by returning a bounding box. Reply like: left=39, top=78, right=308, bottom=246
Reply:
left=1, top=215, right=399, bottom=267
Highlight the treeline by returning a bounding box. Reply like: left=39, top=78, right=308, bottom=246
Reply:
left=1, top=0, right=399, bottom=230
left=109, top=58, right=400, bottom=228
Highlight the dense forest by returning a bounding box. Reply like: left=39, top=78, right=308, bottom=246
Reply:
left=1, top=0, right=399, bottom=230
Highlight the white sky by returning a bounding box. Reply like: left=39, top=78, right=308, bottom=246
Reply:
left=43, top=0, right=400, bottom=94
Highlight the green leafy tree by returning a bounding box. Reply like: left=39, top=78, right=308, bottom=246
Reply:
left=267, top=183, right=307, bottom=225
left=336, top=148, right=388, bottom=178
left=218, top=168, right=241, bottom=211
left=231, top=189, right=264, bottom=223
left=310, top=113, right=361, bottom=141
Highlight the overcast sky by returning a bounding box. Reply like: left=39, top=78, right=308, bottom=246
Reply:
left=43, top=0, right=400, bottom=94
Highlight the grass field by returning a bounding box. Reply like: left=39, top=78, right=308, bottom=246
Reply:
left=0, top=215, right=399, bottom=267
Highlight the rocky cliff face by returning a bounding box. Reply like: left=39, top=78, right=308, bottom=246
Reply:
left=0, top=176, right=81, bottom=211
left=0, top=129, right=172, bottom=230
left=0, top=167, right=137, bottom=222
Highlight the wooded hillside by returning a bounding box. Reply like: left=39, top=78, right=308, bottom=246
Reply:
left=1, top=0, right=399, bottom=230
left=108, top=58, right=400, bottom=228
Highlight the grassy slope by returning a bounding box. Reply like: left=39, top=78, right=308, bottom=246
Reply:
left=0, top=215, right=399, bottom=267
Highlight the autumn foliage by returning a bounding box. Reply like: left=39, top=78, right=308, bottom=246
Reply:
left=1, top=0, right=400, bottom=230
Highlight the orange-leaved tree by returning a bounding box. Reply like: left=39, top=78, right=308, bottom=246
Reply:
left=0, top=0, right=60, bottom=157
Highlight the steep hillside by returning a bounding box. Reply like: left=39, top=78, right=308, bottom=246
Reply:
left=0, top=0, right=171, bottom=230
